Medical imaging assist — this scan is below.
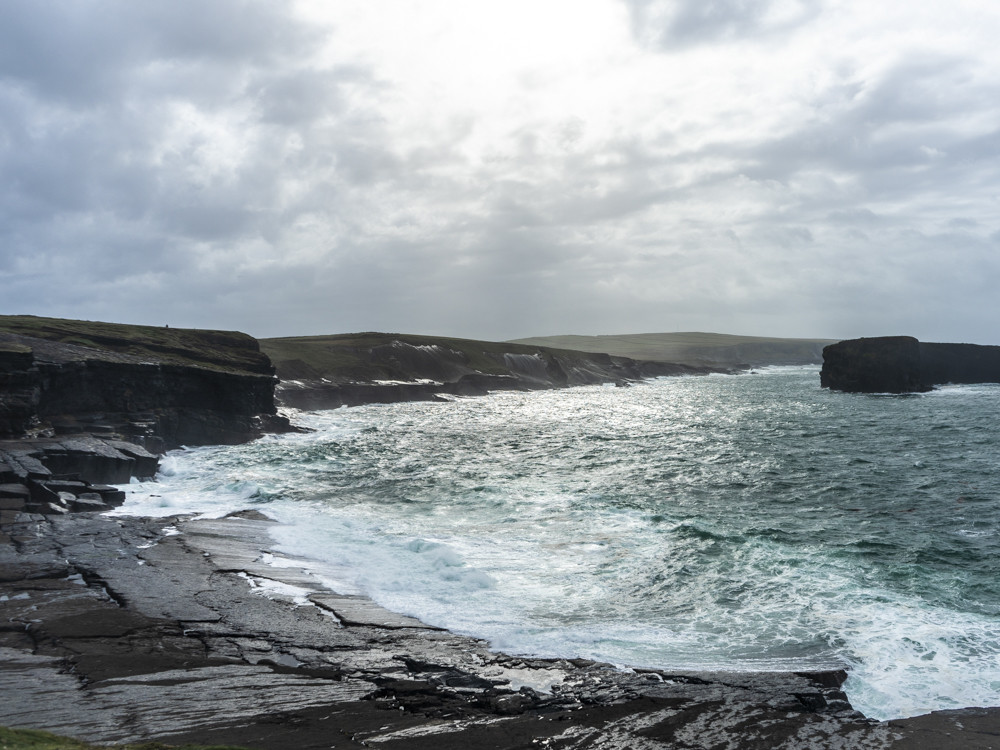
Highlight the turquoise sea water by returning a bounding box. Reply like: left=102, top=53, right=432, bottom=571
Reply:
left=117, top=367, right=1000, bottom=720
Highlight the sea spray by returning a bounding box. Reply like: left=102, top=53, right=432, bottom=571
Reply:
left=115, top=368, right=1000, bottom=720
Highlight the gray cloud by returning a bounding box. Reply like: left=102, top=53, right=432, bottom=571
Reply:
left=625, top=0, right=822, bottom=47
left=1, top=1, right=999, bottom=344
left=0, top=1, right=380, bottom=312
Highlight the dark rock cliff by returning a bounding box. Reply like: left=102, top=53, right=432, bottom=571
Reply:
left=820, top=336, right=927, bottom=393
left=821, top=336, right=1000, bottom=393
left=918, top=342, right=1000, bottom=387
left=0, top=316, right=289, bottom=451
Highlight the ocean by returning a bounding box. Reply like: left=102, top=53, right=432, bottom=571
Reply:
left=114, top=366, right=1000, bottom=721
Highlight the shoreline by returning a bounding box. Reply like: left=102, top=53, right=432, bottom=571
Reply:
left=3, top=510, right=998, bottom=748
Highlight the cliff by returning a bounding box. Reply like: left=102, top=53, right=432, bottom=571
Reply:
left=821, top=336, right=1000, bottom=393
left=0, top=315, right=289, bottom=451
left=260, top=333, right=723, bottom=410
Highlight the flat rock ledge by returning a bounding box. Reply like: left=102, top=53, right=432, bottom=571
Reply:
left=2, top=513, right=998, bottom=750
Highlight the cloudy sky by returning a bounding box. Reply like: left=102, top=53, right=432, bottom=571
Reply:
left=2, top=1, right=999, bottom=343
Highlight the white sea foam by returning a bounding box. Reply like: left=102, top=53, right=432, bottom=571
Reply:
left=110, top=371, right=1000, bottom=721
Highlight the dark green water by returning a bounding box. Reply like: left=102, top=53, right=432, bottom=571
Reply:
left=122, top=367, right=1000, bottom=719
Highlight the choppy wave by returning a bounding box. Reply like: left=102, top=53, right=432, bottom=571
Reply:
left=115, top=368, right=1000, bottom=720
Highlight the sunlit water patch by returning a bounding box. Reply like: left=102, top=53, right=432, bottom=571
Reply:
left=115, top=368, right=1000, bottom=720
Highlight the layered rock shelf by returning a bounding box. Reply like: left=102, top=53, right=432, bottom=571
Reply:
left=4, top=512, right=994, bottom=749
left=0, top=437, right=161, bottom=527
left=0, top=315, right=293, bottom=450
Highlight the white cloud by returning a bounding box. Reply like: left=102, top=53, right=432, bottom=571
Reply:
left=1, top=0, right=999, bottom=343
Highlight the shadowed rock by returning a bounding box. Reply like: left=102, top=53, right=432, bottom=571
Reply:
left=0, top=315, right=294, bottom=450
left=821, top=336, right=1000, bottom=393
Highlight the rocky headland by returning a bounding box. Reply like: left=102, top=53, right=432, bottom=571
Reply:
left=260, top=332, right=725, bottom=410
left=0, top=315, right=293, bottom=452
left=821, top=336, right=1000, bottom=393
left=0, top=315, right=298, bottom=525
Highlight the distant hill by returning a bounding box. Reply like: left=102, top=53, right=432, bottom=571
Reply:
left=258, top=332, right=725, bottom=410
left=508, top=333, right=837, bottom=368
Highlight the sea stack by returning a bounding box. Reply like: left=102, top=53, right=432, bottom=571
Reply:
left=821, top=336, right=1000, bottom=393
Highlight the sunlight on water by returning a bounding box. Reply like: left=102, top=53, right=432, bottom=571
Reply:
left=116, top=368, right=1000, bottom=720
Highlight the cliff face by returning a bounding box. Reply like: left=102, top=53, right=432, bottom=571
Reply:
left=263, top=334, right=721, bottom=410
left=820, top=336, right=927, bottom=393
left=821, top=336, right=1000, bottom=393
left=0, top=316, right=288, bottom=451
left=918, top=342, right=1000, bottom=387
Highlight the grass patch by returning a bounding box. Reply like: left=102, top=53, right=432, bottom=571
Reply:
left=0, top=726, right=249, bottom=750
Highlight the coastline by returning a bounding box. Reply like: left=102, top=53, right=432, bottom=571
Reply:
left=3, top=510, right=998, bottom=749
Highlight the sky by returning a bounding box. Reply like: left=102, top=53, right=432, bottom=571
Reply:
left=2, top=0, right=999, bottom=343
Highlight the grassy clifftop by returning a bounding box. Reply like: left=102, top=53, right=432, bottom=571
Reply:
left=0, top=315, right=273, bottom=375
left=509, top=332, right=836, bottom=367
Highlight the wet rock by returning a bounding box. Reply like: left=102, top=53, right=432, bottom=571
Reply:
left=0, top=440, right=144, bottom=519
left=888, top=707, right=1000, bottom=749
left=39, top=437, right=140, bottom=484
left=2, top=512, right=998, bottom=749
left=70, top=493, right=112, bottom=512
left=0, top=485, right=29, bottom=511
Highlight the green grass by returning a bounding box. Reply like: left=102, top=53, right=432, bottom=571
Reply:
left=0, top=315, right=272, bottom=375
left=0, top=726, right=249, bottom=750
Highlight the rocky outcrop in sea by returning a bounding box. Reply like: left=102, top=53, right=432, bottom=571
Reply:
left=821, top=336, right=1000, bottom=393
